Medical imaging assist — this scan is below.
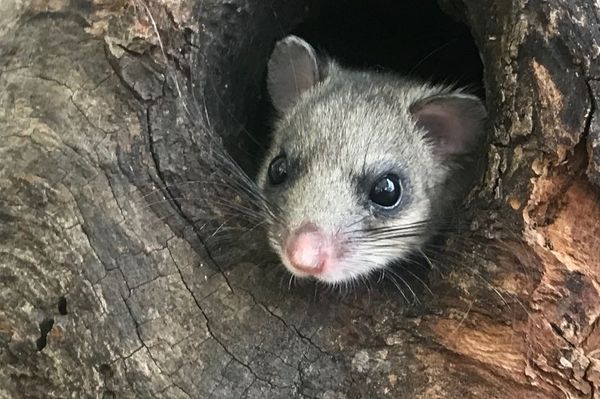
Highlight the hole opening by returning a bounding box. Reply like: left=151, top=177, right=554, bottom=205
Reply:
left=190, top=0, right=485, bottom=267
left=242, top=0, right=484, bottom=175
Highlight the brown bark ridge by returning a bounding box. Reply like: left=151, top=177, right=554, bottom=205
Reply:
left=1, top=0, right=599, bottom=398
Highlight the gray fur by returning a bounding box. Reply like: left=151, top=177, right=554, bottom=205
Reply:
left=258, top=35, right=486, bottom=284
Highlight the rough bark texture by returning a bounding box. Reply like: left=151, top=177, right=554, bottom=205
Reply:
left=1, top=0, right=599, bottom=398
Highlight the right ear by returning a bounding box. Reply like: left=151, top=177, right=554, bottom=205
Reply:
left=267, top=35, right=323, bottom=113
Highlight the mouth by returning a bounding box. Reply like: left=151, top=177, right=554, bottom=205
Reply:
left=280, top=255, right=343, bottom=284
left=280, top=244, right=390, bottom=286
left=271, top=230, right=416, bottom=284
left=278, top=251, right=374, bottom=285
left=280, top=250, right=328, bottom=278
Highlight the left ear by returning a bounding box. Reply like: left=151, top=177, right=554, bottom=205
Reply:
left=410, top=93, right=487, bottom=158
left=267, top=35, right=324, bottom=113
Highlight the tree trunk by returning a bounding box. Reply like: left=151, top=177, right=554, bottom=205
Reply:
left=1, top=0, right=598, bottom=398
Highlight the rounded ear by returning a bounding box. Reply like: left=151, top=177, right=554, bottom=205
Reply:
left=410, top=93, right=487, bottom=158
left=267, top=35, right=322, bottom=113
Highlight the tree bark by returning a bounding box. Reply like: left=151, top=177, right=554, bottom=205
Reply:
left=0, top=0, right=599, bottom=398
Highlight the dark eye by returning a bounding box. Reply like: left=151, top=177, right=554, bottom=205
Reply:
left=268, top=154, right=288, bottom=185
left=369, top=174, right=402, bottom=208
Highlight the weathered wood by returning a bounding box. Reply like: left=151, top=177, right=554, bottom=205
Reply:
left=0, top=0, right=598, bottom=398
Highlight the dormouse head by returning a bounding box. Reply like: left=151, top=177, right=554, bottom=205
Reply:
left=257, top=35, right=486, bottom=284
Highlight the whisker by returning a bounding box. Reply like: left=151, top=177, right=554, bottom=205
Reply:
left=384, top=273, right=411, bottom=304
left=451, top=299, right=474, bottom=334
left=389, top=264, right=433, bottom=296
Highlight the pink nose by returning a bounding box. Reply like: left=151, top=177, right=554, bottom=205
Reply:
left=285, top=224, right=331, bottom=275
